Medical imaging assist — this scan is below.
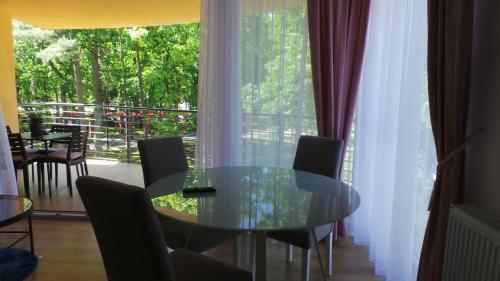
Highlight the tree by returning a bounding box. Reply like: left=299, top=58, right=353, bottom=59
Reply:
left=127, top=28, right=148, bottom=106
left=13, top=20, right=200, bottom=110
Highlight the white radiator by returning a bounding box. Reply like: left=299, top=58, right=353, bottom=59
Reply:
left=442, top=205, right=500, bottom=281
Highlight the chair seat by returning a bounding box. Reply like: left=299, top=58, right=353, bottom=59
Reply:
left=267, top=223, right=333, bottom=249
left=12, top=154, right=39, bottom=165
left=47, top=147, right=66, bottom=153
left=170, top=249, right=252, bottom=281
left=47, top=151, right=82, bottom=162
left=25, top=148, right=38, bottom=154
left=160, top=217, right=239, bottom=253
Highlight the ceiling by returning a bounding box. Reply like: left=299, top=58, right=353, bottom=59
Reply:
left=0, top=0, right=200, bottom=29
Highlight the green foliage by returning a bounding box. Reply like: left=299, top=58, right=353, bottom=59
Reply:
left=27, top=112, right=43, bottom=123
left=13, top=21, right=200, bottom=109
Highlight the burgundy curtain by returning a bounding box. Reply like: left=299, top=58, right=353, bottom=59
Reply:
left=417, top=0, right=474, bottom=280
left=307, top=0, right=371, bottom=236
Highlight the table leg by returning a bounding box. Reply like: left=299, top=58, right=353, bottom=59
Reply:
left=28, top=215, right=35, bottom=255
left=252, top=232, right=267, bottom=281
left=44, top=141, right=52, bottom=197
left=312, top=228, right=327, bottom=281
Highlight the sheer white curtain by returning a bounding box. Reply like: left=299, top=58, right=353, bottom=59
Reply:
left=196, top=0, right=316, bottom=168
left=348, top=0, right=435, bottom=281
left=0, top=104, right=17, bottom=195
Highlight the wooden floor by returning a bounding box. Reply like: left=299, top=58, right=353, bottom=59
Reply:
left=2, top=218, right=384, bottom=281
left=7, top=159, right=384, bottom=281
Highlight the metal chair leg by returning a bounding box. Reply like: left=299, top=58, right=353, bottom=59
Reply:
left=326, top=232, right=333, bottom=276
left=233, top=236, right=241, bottom=267
left=47, top=162, right=52, bottom=198
left=301, top=249, right=311, bottom=281
left=66, top=164, right=73, bottom=197
left=28, top=215, right=35, bottom=255
left=84, top=160, right=89, bottom=175
left=286, top=244, right=293, bottom=262
left=312, top=229, right=327, bottom=281
left=55, top=163, right=58, bottom=188
left=22, top=166, right=30, bottom=199
left=31, top=164, right=35, bottom=183
left=36, top=164, right=42, bottom=194
left=40, top=163, right=45, bottom=193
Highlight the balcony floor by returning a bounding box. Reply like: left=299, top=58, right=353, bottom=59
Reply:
left=19, top=158, right=144, bottom=212
left=7, top=159, right=384, bottom=281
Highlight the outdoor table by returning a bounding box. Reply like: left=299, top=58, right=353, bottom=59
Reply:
left=21, top=132, right=72, bottom=193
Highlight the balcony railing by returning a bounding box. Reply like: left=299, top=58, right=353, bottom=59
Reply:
left=18, top=103, right=197, bottom=163
left=18, top=102, right=356, bottom=184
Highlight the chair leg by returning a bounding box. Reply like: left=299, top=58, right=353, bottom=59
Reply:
left=80, top=164, right=85, bottom=176
left=286, top=244, right=293, bottom=262
left=40, top=163, right=45, bottom=193
left=46, top=163, right=52, bottom=198
left=31, top=164, right=35, bottom=183
left=48, top=162, right=52, bottom=180
left=47, top=162, right=52, bottom=194
left=84, top=160, right=89, bottom=175
left=326, top=232, right=333, bottom=276
left=76, top=165, right=81, bottom=177
left=55, top=163, right=58, bottom=188
left=66, top=164, right=73, bottom=197
left=249, top=233, right=256, bottom=278
left=37, top=164, right=42, bottom=194
left=22, top=166, right=30, bottom=199
left=301, top=249, right=311, bottom=281
left=233, top=236, right=240, bottom=267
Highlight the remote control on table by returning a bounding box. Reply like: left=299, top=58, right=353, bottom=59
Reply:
left=182, top=187, right=217, bottom=194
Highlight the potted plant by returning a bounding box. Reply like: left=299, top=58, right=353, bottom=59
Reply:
left=28, top=112, right=44, bottom=136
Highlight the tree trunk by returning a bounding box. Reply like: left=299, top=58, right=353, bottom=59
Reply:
left=73, top=57, right=84, bottom=104
left=48, top=60, right=68, bottom=123
left=119, top=32, right=128, bottom=106
left=90, top=42, right=104, bottom=154
left=91, top=43, right=103, bottom=105
left=135, top=44, right=145, bottom=107
left=31, top=57, right=37, bottom=99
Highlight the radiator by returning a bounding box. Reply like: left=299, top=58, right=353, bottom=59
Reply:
left=442, top=205, right=500, bottom=281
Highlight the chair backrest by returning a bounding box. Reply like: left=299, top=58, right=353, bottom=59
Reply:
left=51, top=124, right=81, bottom=133
left=68, top=129, right=88, bottom=156
left=76, top=176, right=175, bottom=281
left=81, top=128, right=89, bottom=158
left=293, top=135, right=344, bottom=179
left=51, top=124, right=81, bottom=146
left=8, top=133, right=27, bottom=161
left=6, top=125, right=12, bottom=134
left=138, top=137, right=189, bottom=187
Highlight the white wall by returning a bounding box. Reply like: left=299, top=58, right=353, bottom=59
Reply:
left=465, top=0, right=500, bottom=216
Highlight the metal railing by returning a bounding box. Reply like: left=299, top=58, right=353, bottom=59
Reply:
left=18, top=102, right=356, bottom=183
left=18, top=103, right=197, bottom=163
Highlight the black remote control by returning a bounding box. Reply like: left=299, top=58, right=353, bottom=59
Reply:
left=182, top=187, right=217, bottom=194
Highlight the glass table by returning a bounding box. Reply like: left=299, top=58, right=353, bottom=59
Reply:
left=0, top=196, right=34, bottom=254
left=148, top=166, right=361, bottom=281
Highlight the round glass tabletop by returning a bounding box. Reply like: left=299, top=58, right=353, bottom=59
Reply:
left=0, top=196, right=33, bottom=228
left=148, top=166, right=360, bottom=232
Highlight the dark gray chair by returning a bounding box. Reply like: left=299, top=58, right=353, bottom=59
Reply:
left=267, top=135, right=344, bottom=281
left=76, top=176, right=252, bottom=281
left=138, top=137, right=240, bottom=253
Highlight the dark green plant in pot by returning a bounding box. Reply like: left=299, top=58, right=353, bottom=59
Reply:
left=28, top=112, right=44, bottom=136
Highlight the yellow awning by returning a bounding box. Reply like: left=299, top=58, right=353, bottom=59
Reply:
left=0, top=0, right=200, bottom=29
